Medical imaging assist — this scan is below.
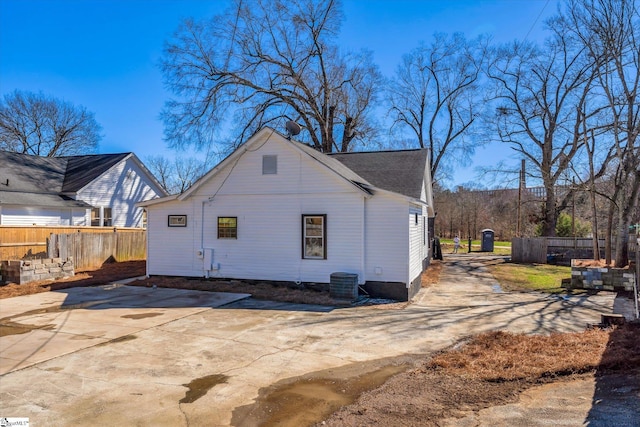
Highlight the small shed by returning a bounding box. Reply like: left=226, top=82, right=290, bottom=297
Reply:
left=481, top=229, right=495, bottom=252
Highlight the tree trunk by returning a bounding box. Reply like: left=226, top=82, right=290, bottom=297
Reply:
left=605, top=199, right=615, bottom=265
left=541, top=186, right=557, bottom=236
left=323, top=105, right=336, bottom=153
left=614, top=217, right=630, bottom=267
left=340, top=116, right=354, bottom=152
left=614, top=172, right=640, bottom=267
left=589, top=186, right=600, bottom=261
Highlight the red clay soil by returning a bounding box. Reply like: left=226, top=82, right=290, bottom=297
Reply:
left=1, top=260, right=442, bottom=308
left=571, top=259, right=633, bottom=268
left=0, top=260, right=146, bottom=299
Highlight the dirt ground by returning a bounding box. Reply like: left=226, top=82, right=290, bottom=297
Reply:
left=1, top=258, right=638, bottom=426
left=0, top=259, right=442, bottom=307
left=0, top=260, right=147, bottom=299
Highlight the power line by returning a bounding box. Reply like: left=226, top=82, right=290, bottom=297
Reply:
left=523, top=0, right=551, bottom=42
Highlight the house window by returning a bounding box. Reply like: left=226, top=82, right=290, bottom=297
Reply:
left=91, top=207, right=112, bottom=226
left=302, top=214, right=326, bottom=259
left=218, top=217, right=237, bottom=239
left=262, top=155, right=277, bottom=174
left=168, top=215, right=187, bottom=227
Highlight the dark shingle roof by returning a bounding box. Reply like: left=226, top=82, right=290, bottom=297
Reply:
left=0, top=151, right=130, bottom=207
left=62, top=153, right=129, bottom=192
left=291, top=141, right=374, bottom=193
left=329, top=149, right=428, bottom=199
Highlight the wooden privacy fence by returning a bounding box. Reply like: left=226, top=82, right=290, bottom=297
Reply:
left=48, top=232, right=146, bottom=271
left=512, top=237, right=636, bottom=264
left=0, top=226, right=141, bottom=261
left=512, top=238, right=547, bottom=263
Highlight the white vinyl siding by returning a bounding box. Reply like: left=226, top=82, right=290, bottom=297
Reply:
left=78, top=157, right=164, bottom=228
left=147, top=136, right=366, bottom=283
left=196, top=193, right=363, bottom=283
left=146, top=199, right=198, bottom=276
left=145, top=131, right=432, bottom=291
left=0, top=206, right=90, bottom=226
left=409, top=204, right=426, bottom=284
left=363, top=195, right=409, bottom=285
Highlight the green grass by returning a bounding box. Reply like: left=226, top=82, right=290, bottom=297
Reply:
left=489, top=261, right=572, bottom=293
left=439, top=239, right=512, bottom=255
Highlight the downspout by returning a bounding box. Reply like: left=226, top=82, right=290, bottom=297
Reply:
left=144, top=208, right=150, bottom=277
left=201, top=199, right=209, bottom=278
left=360, top=196, right=366, bottom=285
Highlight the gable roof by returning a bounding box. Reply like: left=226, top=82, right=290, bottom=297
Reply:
left=170, top=127, right=431, bottom=204
left=62, top=153, right=131, bottom=192
left=177, top=127, right=375, bottom=201
left=0, top=151, right=165, bottom=208
left=329, top=149, right=429, bottom=200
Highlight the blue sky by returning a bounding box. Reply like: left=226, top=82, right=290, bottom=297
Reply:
left=0, top=0, right=556, bottom=188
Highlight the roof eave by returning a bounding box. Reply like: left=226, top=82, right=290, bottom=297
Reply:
left=136, top=194, right=179, bottom=207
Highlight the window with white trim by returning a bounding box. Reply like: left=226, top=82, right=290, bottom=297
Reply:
left=91, top=207, right=112, bottom=226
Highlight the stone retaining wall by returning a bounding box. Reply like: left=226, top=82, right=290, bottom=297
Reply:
left=0, top=257, right=74, bottom=285
left=570, top=261, right=635, bottom=292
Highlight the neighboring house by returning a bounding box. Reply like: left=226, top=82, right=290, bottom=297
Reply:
left=139, top=127, right=435, bottom=301
left=0, top=151, right=168, bottom=227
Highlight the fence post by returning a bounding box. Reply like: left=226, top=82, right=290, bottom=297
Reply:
left=47, top=234, right=55, bottom=258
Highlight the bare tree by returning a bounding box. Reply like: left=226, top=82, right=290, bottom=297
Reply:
left=387, top=33, right=484, bottom=184
left=146, top=155, right=209, bottom=195
left=485, top=28, right=597, bottom=237
left=0, top=90, right=101, bottom=157
left=560, top=0, right=640, bottom=267
left=161, top=0, right=382, bottom=154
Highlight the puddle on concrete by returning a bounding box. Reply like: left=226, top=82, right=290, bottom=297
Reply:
left=121, top=312, right=163, bottom=320
left=232, top=359, right=411, bottom=427
left=0, top=321, right=55, bottom=337
left=180, top=374, right=229, bottom=404
left=70, top=334, right=102, bottom=340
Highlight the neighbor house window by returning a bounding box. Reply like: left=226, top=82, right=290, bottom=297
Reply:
left=91, top=207, right=112, bottom=226
left=262, top=155, right=277, bottom=174
left=302, top=214, right=326, bottom=259
left=218, top=217, right=237, bottom=238
left=91, top=208, right=100, bottom=226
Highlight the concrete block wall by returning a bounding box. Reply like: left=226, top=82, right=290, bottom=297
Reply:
left=0, top=257, right=74, bottom=285
left=570, top=263, right=635, bottom=292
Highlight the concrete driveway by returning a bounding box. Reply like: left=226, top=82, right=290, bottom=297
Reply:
left=0, top=255, right=625, bottom=426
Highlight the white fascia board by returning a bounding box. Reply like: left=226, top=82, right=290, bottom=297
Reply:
left=370, top=186, right=427, bottom=206
left=128, top=154, right=170, bottom=197
left=136, top=194, right=179, bottom=208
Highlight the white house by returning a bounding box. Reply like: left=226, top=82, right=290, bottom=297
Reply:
left=139, top=127, right=435, bottom=301
left=0, top=151, right=167, bottom=227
